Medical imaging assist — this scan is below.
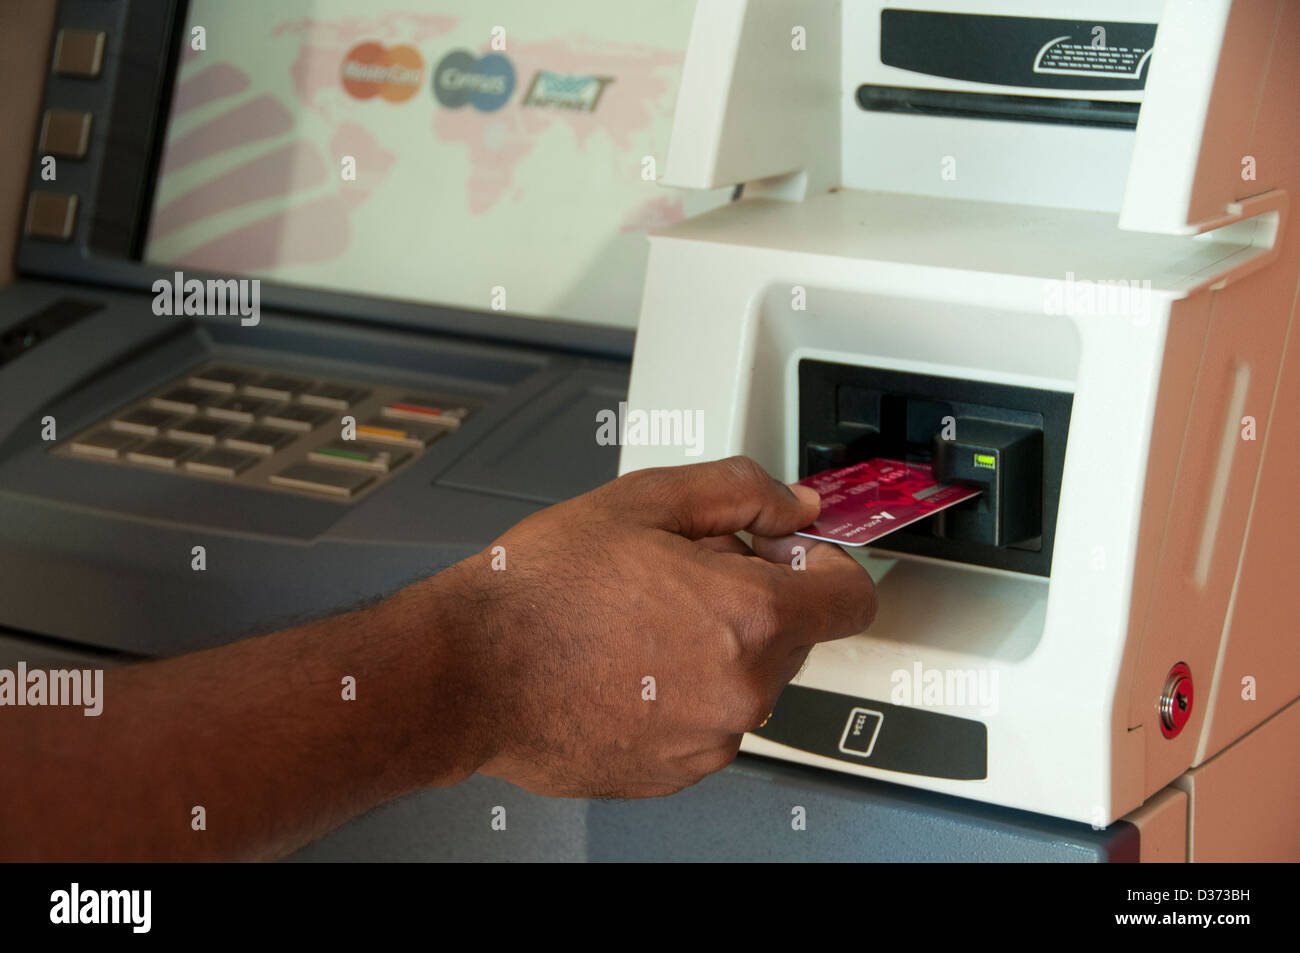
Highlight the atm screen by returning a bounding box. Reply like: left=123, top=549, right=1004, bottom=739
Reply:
left=143, top=0, right=726, bottom=329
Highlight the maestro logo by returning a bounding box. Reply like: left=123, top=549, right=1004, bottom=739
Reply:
left=432, top=50, right=515, bottom=111
left=341, top=41, right=424, bottom=102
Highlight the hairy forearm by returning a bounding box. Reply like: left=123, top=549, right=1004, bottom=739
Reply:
left=0, top=570, right=488, bottom=861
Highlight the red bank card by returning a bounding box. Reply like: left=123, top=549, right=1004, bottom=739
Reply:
left=795, top=458, right=981, bottom=547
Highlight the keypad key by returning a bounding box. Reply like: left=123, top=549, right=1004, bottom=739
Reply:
left=126, top=439, right=197, bottom=468
left=185, top=448, right=260, bottom=478
left=243, top=374, right=313, bottom=402
left=356, top=417, right=447, bottom=449
left=150, top=386, right=216, bottom=414
left=299, top=382, right=370, bottom=410
left=223, top=426, right=295, bottom=455
left=309, top=440, right=409, bottom=473
left=270, top=462, right=373, bottom=498
left=262, top=405, right=332, bottom=432
left=166, top=418, right=235, bottom=446
left=188, top=367, right=250, bottom=393
left=111, top=407, right=181, bottom=437
left=69, top=429, right=140, bottom=459
left=381, top=399, right=469, bottom=428
left=205, top=395, right=279, bottom=423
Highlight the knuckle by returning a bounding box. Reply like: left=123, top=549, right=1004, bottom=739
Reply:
left=612, top=466, right=671, bottom=501
left=742, top=574, right=786, bottom=642
left=718, top=621, right=748, bottom=666
left=716, top=455, right=766, bottom=490
left=626, top=465, right=687, bottom=512
left=713, top=574, right=783, bottom=662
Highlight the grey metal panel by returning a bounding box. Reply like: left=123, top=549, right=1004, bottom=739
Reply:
left=587, top=755, right=1138, bottom=861
left=288, top=776, right=591, bottom=864
left=289, top=754, right=1138, bottom=862
left=438, top=368, right=626, bottom=503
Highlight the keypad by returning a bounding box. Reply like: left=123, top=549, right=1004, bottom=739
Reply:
left=185, top=448, right=260, bottom=478
left=262, top=405, right=331, bottom=432
left=188, top=367, right=250, bottom=393
left=127, top=439, right=196, bottom=468
left=270, top=463, right=374, bottom=498
left=224, top=426, right=296, bottom=455
left=167, top=418, right=234, bottom=445
left=243, top=374, right=311, bottom=401
left=205, top=395, right=279, bottom=423
left=54, top=362, right=479, bottom=501
left=150, top=387, right=216, bottom=415
left=70, top=429, right=140, bottom=459
left=300, top=382, right=369, bottom=410
left=309, top=440, right=409, bottom=473
left=111, top=408, right=181, bottom=437
left=356, top=418, right=448, bottom=448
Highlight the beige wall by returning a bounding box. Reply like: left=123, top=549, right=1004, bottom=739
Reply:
left=0, top=1, right=57, bottom=287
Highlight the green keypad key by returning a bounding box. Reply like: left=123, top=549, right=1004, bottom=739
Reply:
left=308, top=440, right=409, bottom=473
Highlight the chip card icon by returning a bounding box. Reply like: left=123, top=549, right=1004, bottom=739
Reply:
left=839, top=707, right=884, bottom=758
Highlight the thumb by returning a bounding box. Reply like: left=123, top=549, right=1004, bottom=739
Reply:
left=618, top=456, right=821, bottom=540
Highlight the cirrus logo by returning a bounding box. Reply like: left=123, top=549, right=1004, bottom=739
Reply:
left=432, top=50, right=515, bottom=111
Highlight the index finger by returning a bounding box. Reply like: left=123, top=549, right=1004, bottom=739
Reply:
left=612, top=456, right=821, bottom=540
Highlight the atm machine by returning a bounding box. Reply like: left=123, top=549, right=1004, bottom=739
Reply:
left=1, top=0, right=1295, bottom=862
left=621, top=0, right=1300, bottom=859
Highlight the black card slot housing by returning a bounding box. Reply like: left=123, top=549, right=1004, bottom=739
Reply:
left=798, top=359, right=1072, bottom=576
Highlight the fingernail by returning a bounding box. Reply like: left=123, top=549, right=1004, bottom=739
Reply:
left=788, top=483, right=820, bottom=508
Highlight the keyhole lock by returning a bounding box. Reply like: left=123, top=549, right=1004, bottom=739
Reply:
left=1159, top=662, right=1194, bottom=739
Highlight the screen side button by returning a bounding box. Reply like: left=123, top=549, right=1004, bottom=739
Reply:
left=24, top=192, right=78, bottom=241
left=39, top=109, right=93, bottom=159
left=53, top=29, right=106, bottom=78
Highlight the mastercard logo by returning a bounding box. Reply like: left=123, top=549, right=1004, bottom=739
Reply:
left=341, top=42, right=424, bottom=103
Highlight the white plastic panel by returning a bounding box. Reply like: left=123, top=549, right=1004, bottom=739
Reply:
left=663, top=0, right=842, bottom=194
left=1120, top=0, right=1283, bottom=233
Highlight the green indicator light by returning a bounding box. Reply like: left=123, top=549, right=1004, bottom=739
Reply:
left=320, top=448, right=371, bottom=462
left=974, top=453, right=997, bottom=470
